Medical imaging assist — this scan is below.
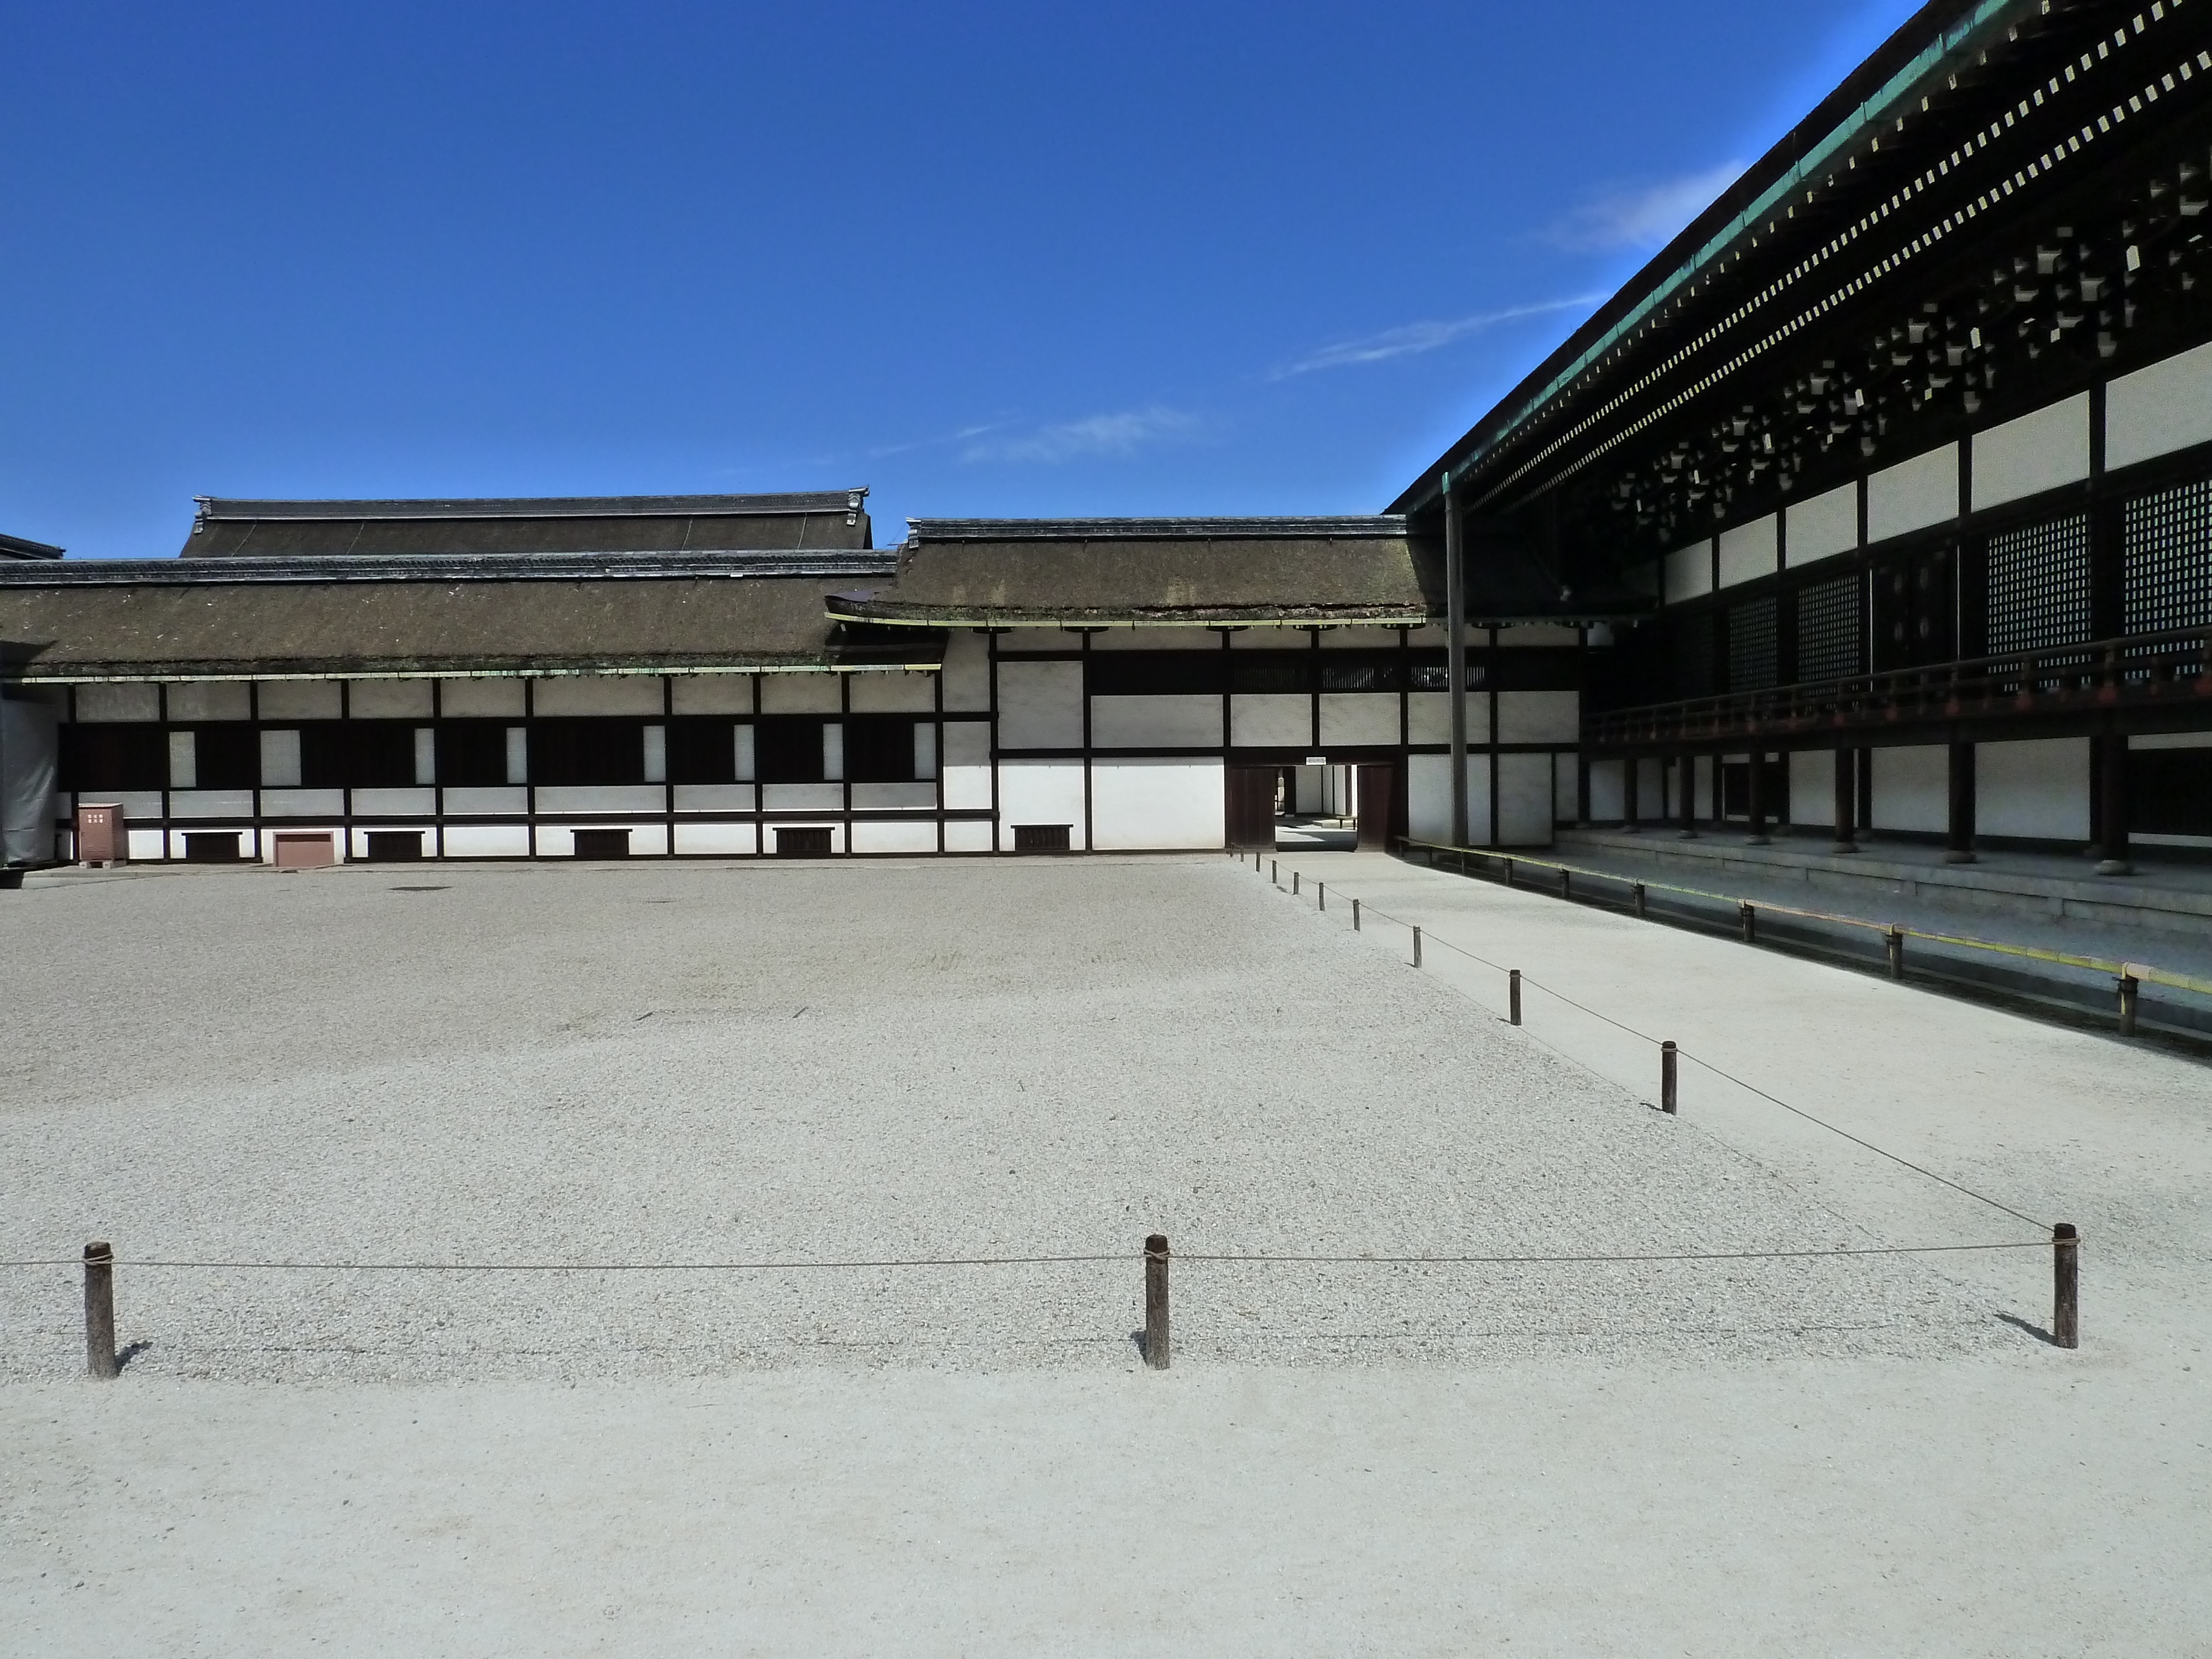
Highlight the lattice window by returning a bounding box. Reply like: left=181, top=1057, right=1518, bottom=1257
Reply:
left=2124, top=476, right=2212, bottom=634
left=1985, top=512, right=2091, bottom=655
left=1795, top=572, right=1861, bottom=684
left=1726, top=597, right=1779, bottom=691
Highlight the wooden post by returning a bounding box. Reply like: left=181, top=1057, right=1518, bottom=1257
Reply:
left=1886, top=927, right=1906, bottom=979
left=1508, top=969, right=1522, bottom=1025
left=1352, top=898, right=1361, bottom=931
left=1832, top=746, right=1858, bottom=853
left=2117, top=974, right=2139, bottom=1037
left=1144, top=1233, right=1171, bottom=1369
left=1559, top=867, right=1571, bottom=901
left=1317, top=882, right=1326, bottom=912
left=1271, top=859, right=1279, bottom=884
left=1632, top=882, right=1647, bottom=919
left=84, top=1241, right=118, bottom=1380
left=1945, top=741, right=1978, bottom=864
left=1412, top=926, right=1422, bottom=968
left=1739, top=902, right=1756, bottom=945
left=1660, top=1041, right=1678, bottom=1114
left=2052, top=1223, right=2079, bottom=1349
left=1746, top=750, right=1770, bottom=845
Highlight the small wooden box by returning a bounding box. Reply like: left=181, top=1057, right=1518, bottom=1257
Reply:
left=75, top=803, right=126, bottom=865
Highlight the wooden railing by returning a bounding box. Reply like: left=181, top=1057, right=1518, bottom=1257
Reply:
left=1585, top=625, right=2212, bottom=749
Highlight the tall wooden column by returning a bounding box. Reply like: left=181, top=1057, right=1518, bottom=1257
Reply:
left=1677, top=754, right=1699, bottom=839
left=1832, top=746, right=1858, bottom=853
left=1443, top=472, right=1468, bottom=848
left=2096, top=733, right=2132, bottom=877
left=1945, top=741, right=1977, bottom=864
left=1622, top=755, right=1640, bottom=832
left=1745, top=751, right=1770, bottom=845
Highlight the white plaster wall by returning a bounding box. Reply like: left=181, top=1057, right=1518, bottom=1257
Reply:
left=941, top=722, right=993, bottom=810
left=259, top=729, right=301, bottom=786
left=126, top=828, right=165, bottom=860
left=102, top=791, right=163, bottom=821
left=1553, top=754, right=1579, bottom=823
left=1292, top=766, right=1325, bottom=814
left=1788, top=751, right=1835, bottom=829
left=943, top=820, right=994, bottom=853
left=353, top=787, right=436, bottom=816
left=1717, top=516, right=1777, bottom=588
left=850, top=821, right=938, bottom=854
left=1588, top=758, right=1625, bottom=821
left=642, top=726, right=666, bottom=784
left=168, top=731, right=195, bottom=786
left=257, top=681, right=341, bottom=719
left=1089, top=695, right=1222, bottom=749
left=442, top=679, right=526, bottom=717
left=940, top=633, right=992, bottom=712
left=75, top=684, right=159, bottom=723
left=414, top=728, right=437, bottom=785
left=733, top=727, right=755, bottom=781
left=672, top=822, right=758, bottom=855
left=1405, top=693, right=1489, bottom=745
left=1496, top=753, right=1554, bottom=845
left=759, top=675, right=842, bottom=715
left=506, top=727, right=529, bottom=783
left=851, top=782, right=936, bottom=810
left=1972, top=393, right=2090, bottom=510
left=996, top=760, right=1087, bottom=848
left=1636, top=757, right=1667, bottom=823
left=1978, top=737, right=2090, bottom=842
left=442, top=786, right=528, bottom=816
left=1496, top=691, right=1578, bottom=744
left=531, top=674, right=663, bottom=716
left=627, top=824, right=670, bottom=857
left=671, top=676, right=753, bottom=715
left=347, top=679, right=434, bottom=719
left=1786, top=483, right=1858, bottom=566
left=995, top=660, right=1084, bottom=749
left=2137, top=732, right=2212, bottom=750
left=847, top=671, right=937, bottom=713
left=1664, top=542, right=1712, bottom=603
left=260, top=789, right=346, bottom=817
left=673, top=784, right=756, bottom=812
left=534, top=785, right=665, bottom=814
left=760, top=784, right=842, bottom=812
left=2106, top=337, right=2212, bottom=471
left=169, top=790, right=253, bottom=818
left=1870, top=744, right=1948, bottom=833
left=169, top=682, right=251, bottom=721
left=1408, top=754, right=1489, bottom=845
left=915, top=726, right=937, bottom=779
left=1091, top=758, right=1225, bottom=849
left=1866, top=445, right=1958, bottom=544
left=1229, top=695, right=1310, bottom=747
left=1318, top=694, right=1398, bottom=747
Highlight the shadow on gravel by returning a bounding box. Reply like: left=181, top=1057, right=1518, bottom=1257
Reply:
left=1995, top=1312, right=2060, bottom=1347
left=114, top=1340, right=152, bottom=1371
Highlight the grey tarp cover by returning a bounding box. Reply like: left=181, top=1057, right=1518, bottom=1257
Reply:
left=1, top=692, right=58, bottom=863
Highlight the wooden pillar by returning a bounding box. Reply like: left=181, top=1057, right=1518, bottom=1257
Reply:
left=1944, top=741, right=1976, bottom=865
left=2095, top=734, right=2132, bottom=877
left=1677, top=754, right=1699, bottom=839
left=1621, top=755, right=1640, bottom=832
left=1444, top=474, right=1469, bottom=849
left=1745, top=750, right=1770, bottom=845
left=1832, top=746, right=1858, bottom=853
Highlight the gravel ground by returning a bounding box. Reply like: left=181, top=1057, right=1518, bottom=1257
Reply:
left=1, top=857, right=2005, bottom=1380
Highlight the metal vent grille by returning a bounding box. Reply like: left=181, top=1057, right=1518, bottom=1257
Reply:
left=1795, top=573, right=1862, bottom=684
left=1985, top=512, right=2091, bottom=654
left=1726, top=597, right=1779, bottom=691
left=2124, top=476, right=2212, bottom=634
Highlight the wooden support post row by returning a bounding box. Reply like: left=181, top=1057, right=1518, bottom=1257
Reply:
left=1411, top=926, right=1423, bottom=969
left=1739, top=902, right=1757, bottom=945
left=1660, top=1042, right=1678, bottom=1115
left=2052, top=1224, right=2079, bottom=1349
left=84, top=1241, right=118, bottom=1380
left=1352, top=898, right=1361, bottom=931
left=1144, top=1234, right=1171, bottom=1369
left=1291, top=870, right=1300, bottom=896
left=1886, top=927, right=1906, bottom=979
left=1632, top=883, right=1647, bottom=920
left=2117, top=974, right=2139, bottom=1037
left=1508, top=969, right=1522, bottom=1026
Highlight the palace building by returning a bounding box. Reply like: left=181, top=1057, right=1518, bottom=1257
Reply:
left=2, top=0, right=2208, bottom=870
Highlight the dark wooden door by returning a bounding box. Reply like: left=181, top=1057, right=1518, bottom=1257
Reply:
left=1224, top=765, right=1277, bottom=850
left=1355, top=764, right=1394, bottom=851
left=1872, top=542, right=1955, bottom=671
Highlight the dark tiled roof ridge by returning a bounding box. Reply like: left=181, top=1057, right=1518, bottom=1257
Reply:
left=196, top=490, right=869, bottom=521
left=906, top=515, right=1408, bottom=542
left=0, top=549, right=898, bottom=586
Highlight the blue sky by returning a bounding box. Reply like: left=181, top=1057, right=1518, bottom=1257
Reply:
left=2, top=0, right=1926, bottom=557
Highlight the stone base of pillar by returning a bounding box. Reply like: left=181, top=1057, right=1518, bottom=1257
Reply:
left=1943, top=849, right=1978, bottom=864
left=1744, top=834, right=1770, bottom=846
left=2094, top=857, right=2135, bottom=877
left=1831, top=839, right=1858, bottom=854
left=1677, top=828, right=1700, bottom=840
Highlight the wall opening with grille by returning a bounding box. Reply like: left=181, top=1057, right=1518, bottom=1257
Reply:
left=2124, top=476, right=2212, bottom=635
left=1984, top=512, right=2091, bottom=655
left=1726, top=597, right=1780, bottom=692
left=1794, top=573, right=1862, bottom=684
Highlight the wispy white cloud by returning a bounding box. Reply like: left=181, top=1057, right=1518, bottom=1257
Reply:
left=1536, top=162, right=1747, bottom=253
left=1273, top=296, right=1605, bottom=378
left=865, top=420, right=1008, bottom=460
left=961, top=406, right=1202, bottom=465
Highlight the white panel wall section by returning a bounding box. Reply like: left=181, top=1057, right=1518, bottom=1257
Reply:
left=940, top=722, right=993, bottom=809
left=347, top=679, right=434, bottom=719
left=1664, top=542, right=1712, bottom=603
left=1717, top=516, right=1778, bottom=588
left=1971, top=394, right=2090, bottom=510
left=1870, top=745, right=1948, bottom=833
left=851, top=782, right=936, bottom=810
left=761, top=783, right=843, bottom=812
left=939, top=633, right=992, bottom=712
left=2137, top=731, right=2212, bottom=749
left=2106, top=338, right=2212, bottom=471
left=670, top=675, right=754, bottom=715
left=1408, top=754, right=1489, bottom=845
left=505, top=727, right=528, bottom=783
left=1588, top=758, right=1625, bottom=822
left=759, top=675, right=842, bottom=714
left=532, top=674, right=663, bottom=716
left=260, top=789, right=346, bottom=817
left=1866, top=444, right=1958, bottom=544
left=1498, top=624, right=1579, bottom=648
left=75, top=684, right=160, bottom=722
left=672, top=784, right=756, bottom=812
left=733, top=727, right=755, bottom=781
left=259, top=729, right=302, bottom=786
left=1496, top=753, right=1553, bottom=844
left=641, top=726, right=666, bottom=782
left=536, top=827, right=575, bottom=856
left=850, top=821, right=939, bottom=854
left=442, top=786, right=528, bottom=816
left=534, top=785, right=665, bottom=814
left=1229, top=695, right=1311, bottom=747
left=996, top=760, right=1087, bottom=848
left=995, top=661, right=1084, bottom=748
left=1978, top=737, right=2090, bottom=842
left=1786, top=482, right=1859, bottom=566
left=1553, top=755, right=1579, bottom=823
left=822, top=723, right=844, bottom=781
left=167, top=731, right=195, bottom=786
left=1405, top=693, right=1489, bottom=744
left=257, top=680, right=341, bottom=719
left=169, top=790, right=254, bottom=819
left=627, top=825, right=670, bottom=857
left=847, top=671, right=937, bottom=713
left=169, top=682, right=251, bottom=721
left=109, top=791, right=163, bottom=821
left=414, top=728, right=437, bottom=784
left=442, top=679, right=526, bottom=717
left=1317, top=694, right=1398, bottom=747
left=1787, top=751, right=1834, bottom=828
left=672, top=822, right=757, bottom=855
left=942, top=820, right=994, bottom=853
left=353, top=787, right=436, bottom=816
left=1089, top=695, right=1222, bottom=749
left=125, top=828, right=166, bottom=859
left=1495, top=691, right=1578, bottom=743
left=915, top=726, right=937, bottom=779
left=1091, top=758, right=1225, bottom=850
